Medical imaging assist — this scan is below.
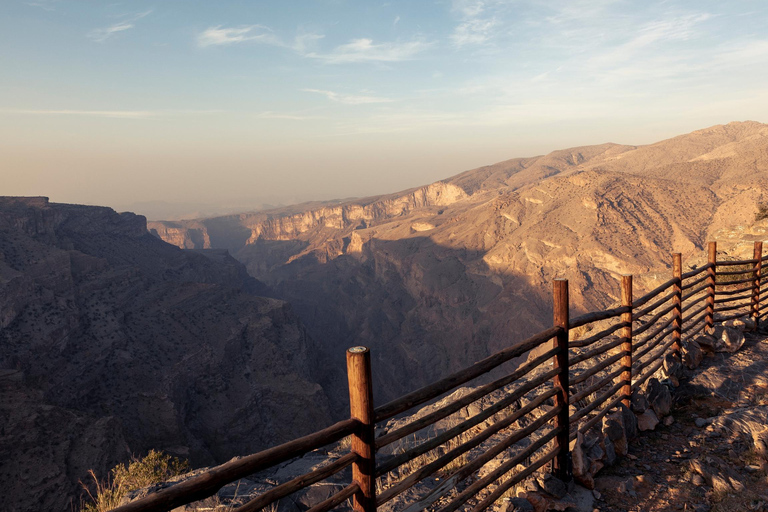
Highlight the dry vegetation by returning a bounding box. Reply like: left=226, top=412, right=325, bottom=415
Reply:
left=80, top=450, right=189, bottom=512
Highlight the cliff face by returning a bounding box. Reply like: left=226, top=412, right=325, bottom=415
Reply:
left=0, top=197, right=335, bottom=512
left=149, top=122, right=768, bottom=405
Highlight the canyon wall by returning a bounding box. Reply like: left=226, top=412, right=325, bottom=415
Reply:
left=0, top=197, right=337, bottom=511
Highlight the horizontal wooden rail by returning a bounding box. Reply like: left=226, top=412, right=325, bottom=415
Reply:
left=570, top=336, right=624, bottom=365
left=306, top=483, right=360, bottom=512
left=682, top=263, right=713, bottom=279
left=633, top=357, right=664, bottom=387
left=633, top=303, right=676, bottom=336
left=681, top=282, right=709, bottom=301
left=716, top=285, right=753, bottom=296
left=632, top=290, right=675, bottom=320
left=633, top=277, right=677, bottom=308
left=570, top=351, right=625, bottom=386
left=569, top=380, right=623, bottom=424
left=570, top=365, right=626, bottom=404
left=570, top=321, right=628, bottom=348
left=574, top=392, right=625, bottom=439
left=469, top=447, right=558, bottom=512
left=682, top=302, right=708, bottom=320
left=393, top=408, right=561, bottom=511
left=439, top=428, right=561, bottom=512
left=232, top=452, right=359, bottom=512
left=633, top=326, right=675, bottom=362
left=375, top=347, right=558, bottom=448
left=715, top=302, right=750, bottom=314
left=681, top=274, right=709, bottom=291
left=717, top=258, right=759, bottom=266
left=716, top=311, right=751, bottom=323
left=110, top=418, right=359, bottom=512
left=683, top=310, right=708, bottom=331
left=377, top=407, right=560, bottom=506
left=375, top=383, right=558, bottom=476
left=373, top=326, right=561, bottom=422
left=716, top=267, right=757, bottom=276
left=715, top=292, right=752, bottom=304
left=633, top=316, right=675, bottom=350
left=633, top=336, right=676, bottom=377
left=716, top=276, right=755, bottom=287
left=684, top=321, right=707, bottom=339
left=569, top=306, right=630, bottom=329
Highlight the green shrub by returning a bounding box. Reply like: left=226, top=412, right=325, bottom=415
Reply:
left=81, top=450, right=189, bottom=512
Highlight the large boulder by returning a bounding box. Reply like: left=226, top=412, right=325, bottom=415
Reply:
left=637, top=409, right=659, bottom=431
left=707, top=325, right=745, bottom=353
left=682, top=339, right=704, bottom=369
left=645, top=379, right=672, bottom=418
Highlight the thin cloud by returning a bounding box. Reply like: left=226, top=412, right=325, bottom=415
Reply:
left=197, top=25, right=281, bottom=47
left=302, top=89, right=394, bottom=105
left=450, top=0, right=501, bottom=47
left=25, top=0, right=59, bottom=11
left=196, top=24, right=428, bottom=63
left=88, top=10, right=152, bottom=43
left=306, top=38, right=432, bottom=64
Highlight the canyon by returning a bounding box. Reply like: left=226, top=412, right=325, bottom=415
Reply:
left=150, top=121, right=768, bottom=404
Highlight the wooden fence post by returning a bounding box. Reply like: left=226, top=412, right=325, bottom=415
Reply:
left=347, top=347, right=375, bottom=512
left=706, top=242, right=717, bottom=332
left=552, top=279, right=571, bottom=481
left=753, top=241, right=763, bottom=330
left=620, top=275, right=633, bottom=408
left=672, top=253, right=682, bottom=356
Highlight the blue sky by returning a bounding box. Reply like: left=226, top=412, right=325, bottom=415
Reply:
left=2, top=0, right=768, bottom=218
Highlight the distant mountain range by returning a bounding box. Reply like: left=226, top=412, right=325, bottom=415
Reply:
left=149, top=121, right=768, bottom=403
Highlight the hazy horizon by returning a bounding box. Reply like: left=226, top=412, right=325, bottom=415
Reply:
left=3, top=0, right=768, bottom=220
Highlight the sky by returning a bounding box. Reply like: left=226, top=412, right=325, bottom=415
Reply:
left=2, top=0, right=768, bottom=219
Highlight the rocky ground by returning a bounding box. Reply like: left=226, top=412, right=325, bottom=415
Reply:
left=589, top=329, right=768, bottom=512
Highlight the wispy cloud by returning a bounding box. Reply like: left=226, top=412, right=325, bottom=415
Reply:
left=302, top=89, right=394, bottom=105
left=88, top=10, right=152, bottom=43
left=197, top=24, right=429, bottom=63
left=197, top=25, right=281, bottom=47
left=307, top=38, right=432, bottom=64
left=450, top=0, right=501, bottom=47
left=197, top=25, right=325, bottom=52
left=25, top=0, right=59, bottom=11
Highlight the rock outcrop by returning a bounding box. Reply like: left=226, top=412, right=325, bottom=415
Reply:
left=0, top=197, right=336, bottom=512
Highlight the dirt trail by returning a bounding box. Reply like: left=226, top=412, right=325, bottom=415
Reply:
left=595, top=330, right=768, bottom=512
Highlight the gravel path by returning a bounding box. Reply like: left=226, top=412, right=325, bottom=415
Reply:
left=594, top=330, right=768, bottom=512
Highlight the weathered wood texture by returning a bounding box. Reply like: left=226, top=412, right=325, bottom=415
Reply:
left=347, top=347, right=375, bottom=512
left=706, top=242, right=717, bottom=331
left=753, top=241, right=763, bottom=327
left=620, top=274, right=633, bottom=408
left=552, top=279, right=570, bottom=481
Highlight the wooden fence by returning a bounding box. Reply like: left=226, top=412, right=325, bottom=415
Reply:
left=110, top=241, right=767, bottom=512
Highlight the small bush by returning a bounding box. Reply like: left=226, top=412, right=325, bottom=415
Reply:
left=756, top=202, right=768, bottom=222
left=81, top=450, right=190, bottom=512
